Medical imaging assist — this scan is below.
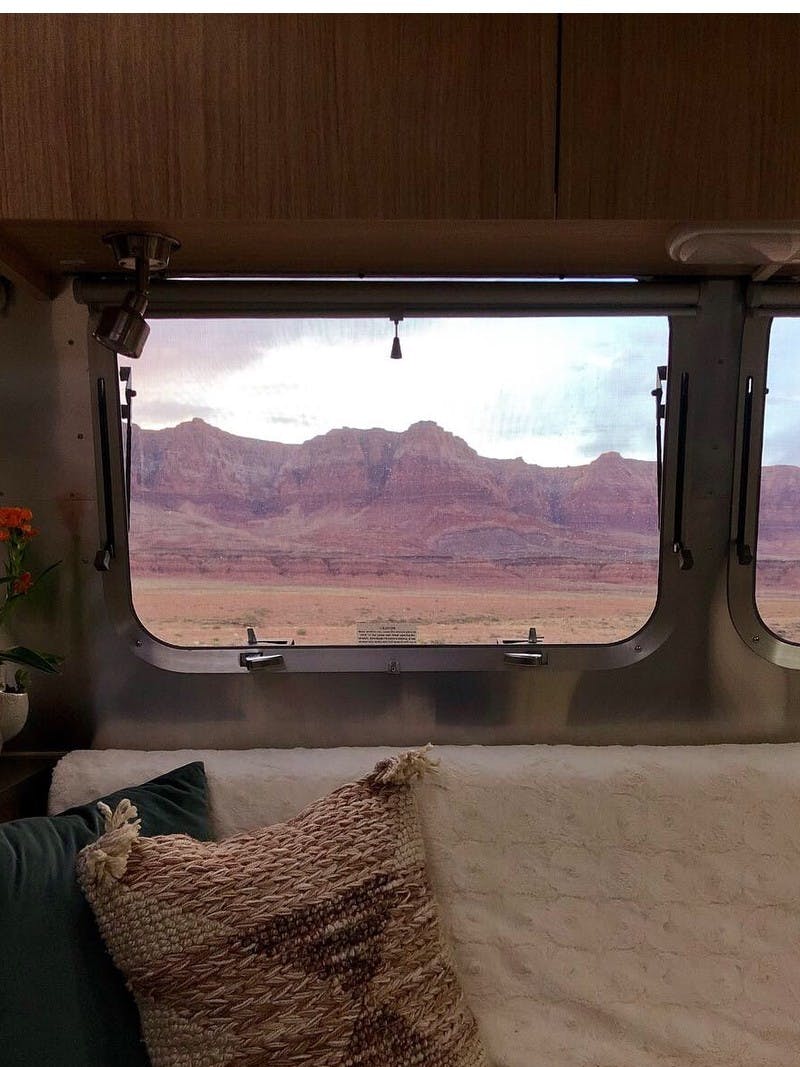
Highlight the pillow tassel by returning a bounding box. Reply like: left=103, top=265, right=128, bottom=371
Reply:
left=370, top=744, right=438, bottom=786
left=81, top=799, right=141, bottom=890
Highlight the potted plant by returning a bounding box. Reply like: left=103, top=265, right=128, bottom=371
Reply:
left=0, top=507, right=61, bottom=746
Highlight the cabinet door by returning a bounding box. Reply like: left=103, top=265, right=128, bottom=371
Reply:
left=0, top=14, right=557, bottom=221
left=559, top=14, right=800, bottom=220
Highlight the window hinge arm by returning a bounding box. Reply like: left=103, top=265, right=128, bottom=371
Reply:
left=736, top=375, right=755, bottom=566
left=672, top=371, right=694, bottom=571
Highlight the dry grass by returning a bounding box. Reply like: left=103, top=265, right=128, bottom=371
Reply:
left=130, top=577, right=660, bottom=646
left=755, top=595, right=800, bottom=644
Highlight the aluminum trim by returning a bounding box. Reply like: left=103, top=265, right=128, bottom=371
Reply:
left=84, top=280, right=733, bottom=677
left=75, top=279, right=701, bottom=316
left=121, top=629, right=664, bottom=675
left=728, top=314, right=800, bottom=668
left=748, top=282, right=800, bottom=314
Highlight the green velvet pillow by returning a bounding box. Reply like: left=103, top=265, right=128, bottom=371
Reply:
left=0, top=761, right=211, bottom=1067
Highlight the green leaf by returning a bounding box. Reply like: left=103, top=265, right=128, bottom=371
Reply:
left=33, top=560, right=61, bottom=583
left=0, top=646, right=62, bottom=674
left=24, top=560, right=62, bottom=598
left=0, top=560, right=60, bottom=594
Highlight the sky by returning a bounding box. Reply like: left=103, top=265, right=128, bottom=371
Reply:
left=123, top=315, right=672, bottom=468
left=763, top=319, right=800, bottom=467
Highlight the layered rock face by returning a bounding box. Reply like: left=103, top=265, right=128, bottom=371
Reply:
left=759, top=465, right=800, bottom=552
left=129, top=419, right=659, bottom=570
left=127, top=418, right=798, bottom=587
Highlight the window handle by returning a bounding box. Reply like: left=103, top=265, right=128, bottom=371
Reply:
left=239, top=652, right=285, bottom=671
left=504, top=652, right=548, bottom=667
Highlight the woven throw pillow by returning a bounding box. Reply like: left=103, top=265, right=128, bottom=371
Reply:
left=77, top=748, right=487, bottom=1067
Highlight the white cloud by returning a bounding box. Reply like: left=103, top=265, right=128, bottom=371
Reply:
left=128, top=315, right=670, bottom=466
left=763, top=319, right=800, bottom=466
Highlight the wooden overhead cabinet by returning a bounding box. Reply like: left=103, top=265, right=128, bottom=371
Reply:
left=559, top=14, right=800, bottom=220
left=0, top=14, right=557, bottom=221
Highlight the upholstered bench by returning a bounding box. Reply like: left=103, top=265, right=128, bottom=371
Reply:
left=48, top=744, right=800, bottom=1067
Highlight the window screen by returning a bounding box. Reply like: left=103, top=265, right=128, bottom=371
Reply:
left=756, top=318, right=800, bottom=643
left=121, top=315, right=668, bottom=647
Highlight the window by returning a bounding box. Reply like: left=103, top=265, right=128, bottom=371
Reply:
left=756, top=317, right=800, bottom=643
left=119, top=312, right=668, bottom=649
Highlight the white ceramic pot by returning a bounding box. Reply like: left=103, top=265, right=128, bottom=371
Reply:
left=0, top=689, right=29, bottom=746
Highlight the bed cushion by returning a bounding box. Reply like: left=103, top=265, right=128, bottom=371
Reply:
left=52, top=743, right=800, bottom=1067
left=0, top=761, right=210, bottom=1067
left=77, top=750, right=487, bottom=1067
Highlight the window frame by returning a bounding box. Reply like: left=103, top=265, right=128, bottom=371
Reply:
left=729, top=283, right=800, bottom=668
left=81, top=278, right=699, bottom=675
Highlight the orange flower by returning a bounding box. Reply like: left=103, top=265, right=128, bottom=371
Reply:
left=0, top=506, right=33, bottom=530
left=0, top=507, right=37, bottom=542
left=12, top=572, right=32, bottom=595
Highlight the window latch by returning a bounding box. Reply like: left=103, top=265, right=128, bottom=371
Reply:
left=239, top=652, right=285, bottom=671
left=501, top=627, right=544, bottom=645
left=245, top=626, right=294, bottom=648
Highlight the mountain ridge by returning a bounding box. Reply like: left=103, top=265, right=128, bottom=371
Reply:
left=130, top=417, right=658, bottom=554
left=128, top=418, right=800, bottom=584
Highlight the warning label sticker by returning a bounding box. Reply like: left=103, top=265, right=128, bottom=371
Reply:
left=356, top=623, right=418, bottom=646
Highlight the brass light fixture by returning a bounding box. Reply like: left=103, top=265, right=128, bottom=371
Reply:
left=93, top=232, right=181, bottom=358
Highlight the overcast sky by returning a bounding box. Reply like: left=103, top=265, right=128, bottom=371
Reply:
left=763, top=319, right=800, bottom=467
left=125, top=315, right=674, bottom=468
left=122, top=314, right=799, bottom=468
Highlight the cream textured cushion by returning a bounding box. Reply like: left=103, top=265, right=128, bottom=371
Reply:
left=77, top=750, right=487, bottom=1067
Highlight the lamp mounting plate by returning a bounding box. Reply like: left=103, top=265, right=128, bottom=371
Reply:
left=102, top=232, right=181, bottom=273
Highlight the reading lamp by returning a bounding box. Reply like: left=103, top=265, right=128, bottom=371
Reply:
left=93, top=232, right=181, bottom=358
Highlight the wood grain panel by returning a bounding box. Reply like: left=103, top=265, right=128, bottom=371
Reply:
left=560, top=15, right=800, bottom=219
left=0, top=14, right=556, bottom=221
left=0, top=218, right=724, bottom=281
left=0, top=231, right=54, bottom=299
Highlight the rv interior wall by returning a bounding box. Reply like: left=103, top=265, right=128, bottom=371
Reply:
left=0, top=279, right=797, bottom=751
